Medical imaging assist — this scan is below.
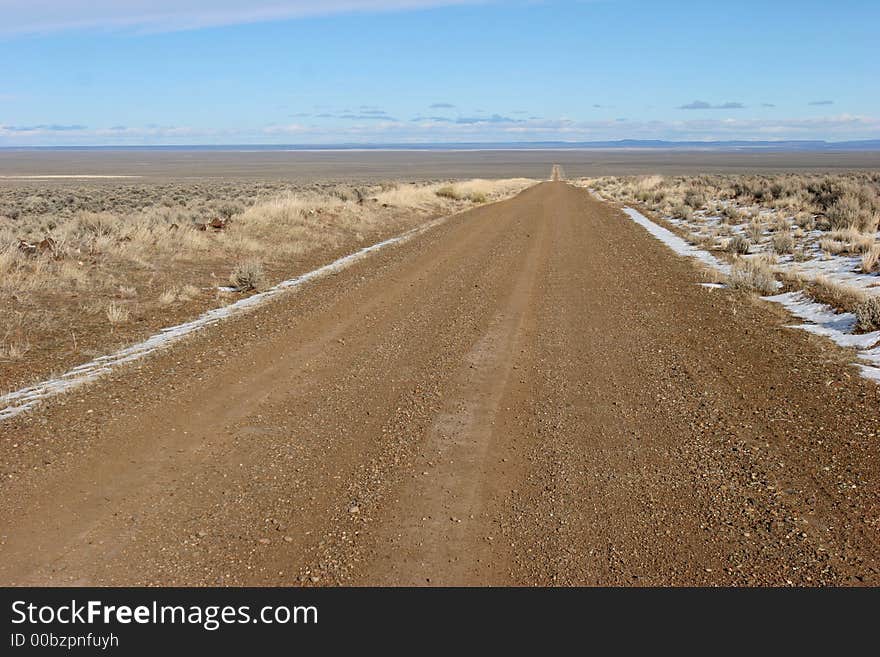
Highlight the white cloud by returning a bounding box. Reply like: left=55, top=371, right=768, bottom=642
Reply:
left=262, top=123, right=309, bottom=135
left=0, top=1, right=485, bottom=34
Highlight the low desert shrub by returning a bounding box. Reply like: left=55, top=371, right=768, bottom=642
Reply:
left=721, top=205, right=744, bottom=224
left=0, top=339, right=30, bottom=361
left=828, top=227, right=875, bottom=254
left=728, top=257, right=777, bottom=295
left=819, top=237, right=847, bottom=256
left=179, top=284, right=201, bottom=300
left=862, top=246, right=880, bottom=274
left=771, top=231, right=795, bottom=254
left=159, top=288, right=179, bottom=305
left=435, top=185, right=460, bottom=200
left=672, top=204, right=693, bottom=220
left=854, top=296, right=880, bottom=332
left=826, top=191, right=880, bottom=233
left=746, top=221, right=764, bottom=242
left=105, top=302, right=130, bottom=325
left=782, top=272, right=867, bottom=312
left=727, top=234, right=750, bottom=255
left=229, top=260, right=266, bottom=291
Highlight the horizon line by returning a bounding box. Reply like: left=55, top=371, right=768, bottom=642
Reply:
left=3, top=138, right=880, bottom=153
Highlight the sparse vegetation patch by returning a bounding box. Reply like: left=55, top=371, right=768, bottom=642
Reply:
left=582, top=172, right=880, bottom=316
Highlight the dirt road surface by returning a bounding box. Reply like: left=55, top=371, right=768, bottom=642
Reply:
left=2, top=182, right=879, bottom=586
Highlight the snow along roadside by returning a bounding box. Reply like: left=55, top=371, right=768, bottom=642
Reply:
left=0, top=216, right=447, bottom=421
left=621, top=206, right=880, bottom=383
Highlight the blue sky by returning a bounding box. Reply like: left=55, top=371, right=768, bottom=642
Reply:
left=1, top=0, right=878, bottom=145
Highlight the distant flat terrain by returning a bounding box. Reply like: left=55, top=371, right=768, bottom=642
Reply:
left=1, top=149, right=879, bottom=182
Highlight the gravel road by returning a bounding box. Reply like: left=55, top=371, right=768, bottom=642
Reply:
left=1, top=182, right=878, bottom=586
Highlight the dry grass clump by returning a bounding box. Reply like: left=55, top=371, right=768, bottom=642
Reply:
left=818, top=229, right=876, bottom=257
left=727, top=234, right=750, bottom=255
left=861, top=245, right=880, bottom=274
left=697, top=263, right=727, bottom=285
left=818, top=237, right=848, bottom=256
left=0, top=338, right=30, bottom=361
left=854, top=297, right=880, bottom=332
left=771, top=230, right=795, bottom=254
left=721, top=205, right=745, bottom=224
left=671, top=204, right=693, bottom=220
left=794, top=211, right=815, bottom=230
left=105, top=301, right=130, bottom=325
left=229, top=260, right=266, bottom=292
left=158, top=285, right=200, bottom=305
left=781, top=271, right=868, bottom=313
left=727, top=256, right=777, bottom=295
left=630, top=175, right=666, bottom=204
left=158, top=288, right=178, bottom=305
left=824, top=188, right=880, bottom=233
left=827, top=227, right=876, bottom=254
left=746, top=220, right=765, bottom=242
left=0, top=340, right=31, bottom=361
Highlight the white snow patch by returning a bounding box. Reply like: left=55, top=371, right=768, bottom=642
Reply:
left=622, top=207, right=731, bottom=275
left=761, top=292, right=880, bottom=349
left=859, top=344, right=880, bottom=381
left=0, top=219, right=441, bottom=421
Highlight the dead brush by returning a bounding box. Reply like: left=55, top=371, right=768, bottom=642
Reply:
left=819, top=237, right=847, bottom=256
left=828, top=227, right=876, bottom=254
left=229, top=260, right=266, bottom=291
left=0, top=316, right=30, bottom=361
left=781, top=271, right=868, bottom=313
left=727, top=256, right=778, bottom=295
left=0, top=339, right=30, bottom=361
left=435, top=185, right=461, bottom=200
left=697, top=263, right=726, bottom=285
left=854, top=296, right=880, bottom=332
left=105, top=301, right=130, bottom=325
left=727, top=234, right=750, bottom=255
left=721, top=205, right=744, bottom=224
left=746, top=220, right=765, bottom=242
left=672, top=204, right=693, bottom=220
left=771, top=230, right=795, bottom=254
left=861, top=245, right=880, bottom=274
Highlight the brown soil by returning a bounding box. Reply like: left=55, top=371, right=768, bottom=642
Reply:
left=1, top=182, right=878, bottom=586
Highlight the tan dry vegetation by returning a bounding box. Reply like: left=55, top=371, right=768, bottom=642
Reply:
left=780, top=270, right=868, bottom=314
left=727, top=255, right=778, bottom=295
left=855, top=296, right=880, bottom=332
left=862, top=245, right=880, bottom=274
left=0, top=177, right=534, bottom=391
left=587, top=171, right=880, bottom=234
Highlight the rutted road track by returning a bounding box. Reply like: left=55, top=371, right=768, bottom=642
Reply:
left=1, top=182, right=879, bottom=586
